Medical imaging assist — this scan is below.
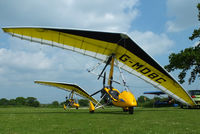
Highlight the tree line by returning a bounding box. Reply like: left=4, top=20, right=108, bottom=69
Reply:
left=0, top=97, right=40, bottom=107
left=0, top=96, right=179, bottom=108
left=0, top=97, right=89, bottom=108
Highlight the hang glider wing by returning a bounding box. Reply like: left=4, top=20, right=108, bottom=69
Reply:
left=2, top=27, right=195, bottom=106
left=34, top=81, right=99, bottom=104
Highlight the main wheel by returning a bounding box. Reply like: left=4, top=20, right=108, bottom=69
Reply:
left=180, top=105, right=183, bottom=109
left=128, top=107, right=134, bottom=114
left=90, top=110, right=94, bottom=113
left=123, top=108, right=128, bottom=112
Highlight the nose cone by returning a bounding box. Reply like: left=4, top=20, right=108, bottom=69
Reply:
left=121, top=91, right=137, bottom=107
left=126, top=99, right=137, bottom=107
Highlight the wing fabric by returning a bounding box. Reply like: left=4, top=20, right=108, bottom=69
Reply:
left=34, top=81, right=99, bottom=104
left=3, top=27, right=195, bottom=106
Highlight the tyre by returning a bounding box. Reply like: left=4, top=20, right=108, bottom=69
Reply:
left=128, top=107, right=134, bottom=114
left=90, top=110, right=94, bottom=113
left=123, top=108, right=128, bottom=112
left=180, top=105, right=184, bottom=109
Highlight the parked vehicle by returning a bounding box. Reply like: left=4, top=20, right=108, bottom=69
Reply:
left=188, top=90, right=200, bottom=108
left=181, top=90, right=200, bottom=108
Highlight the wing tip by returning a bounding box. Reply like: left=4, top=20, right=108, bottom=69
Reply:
left=2, top=27, right=8, bottom=32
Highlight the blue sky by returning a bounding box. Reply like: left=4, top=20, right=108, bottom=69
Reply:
left=0, top=0, right=199, bottom=103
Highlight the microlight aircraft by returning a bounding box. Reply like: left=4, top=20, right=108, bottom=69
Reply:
left=2, top=27, right=196, bottom=114
left=64, top=89, right=80, bottom=109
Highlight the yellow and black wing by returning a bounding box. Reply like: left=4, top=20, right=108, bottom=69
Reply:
left=34, top=81, right=98, bottom=104
left=2, top=27, right=195, bottom=106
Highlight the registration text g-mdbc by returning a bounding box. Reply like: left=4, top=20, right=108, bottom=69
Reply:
left=119, top=54, right=166, bottom=84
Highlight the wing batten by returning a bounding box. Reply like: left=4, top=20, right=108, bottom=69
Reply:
left=49, top=28, right=173, bottom=79
left=7, top=31, right=108, bottom=62
left=2, top=27, right=195, bottom=106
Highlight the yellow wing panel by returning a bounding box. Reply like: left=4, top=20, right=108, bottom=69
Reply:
left=34, top=81, right=98, bottom=104
left=3, top=28, right=117, bottom=57
left=115, top=47, right=195, bottom=106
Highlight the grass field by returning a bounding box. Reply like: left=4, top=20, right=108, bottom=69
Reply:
left=0, top=107, right=199, bottom=134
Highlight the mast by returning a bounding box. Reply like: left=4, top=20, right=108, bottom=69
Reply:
left=108, top=55, right=115, bottom=88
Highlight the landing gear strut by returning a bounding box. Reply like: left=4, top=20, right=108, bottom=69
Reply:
left=123, top=107, right=128, bottom=112
left=128, top=107, right=134, bottom=114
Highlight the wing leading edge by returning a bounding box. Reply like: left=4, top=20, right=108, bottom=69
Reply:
left=2, top=27, right=195, bottom=106
left=34, top=81, right=99, bottom=104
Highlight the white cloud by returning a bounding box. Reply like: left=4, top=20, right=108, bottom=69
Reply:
left=129, top=31, right=174, bottom=56
left=0, top=0, right=141, bottom=88
left=166, top=21, right=182, bottom=33
left=0, top=48, right=52, bottom=70
left=0, top=0, right=139, bottom=32
left=166, top=0, right=199, bottom=32
left=0, top=36, right=96, bottom=83
left=194, top=41, right=200, bottom=47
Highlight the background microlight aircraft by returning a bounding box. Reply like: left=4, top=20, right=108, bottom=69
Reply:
left=2, top=27, right=196, bottom=114
left=64, top=90, right=79, bottom=109
left=34, top=81, right=99, bottom=110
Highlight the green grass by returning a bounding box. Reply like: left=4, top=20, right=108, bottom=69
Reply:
left=0, top=107, right=199, bottom=134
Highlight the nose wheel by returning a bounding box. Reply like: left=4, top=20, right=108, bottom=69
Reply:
left=128, top=107, right=134, bottom=114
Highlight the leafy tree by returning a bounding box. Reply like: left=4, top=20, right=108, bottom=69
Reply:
left=26, top=97, right=40, bottom=107
left=164, top=3, right=200, bottom=84
left=15, top=97, right=26, bottom=105
left=79, top=99, right=89, bottom=106
left=32, top=101, right=40, bottom=107
left=9, top=99, right=17, bottom=105
left=153, top=96, right=162, bottom=102
left=137, top=96, right=150, bottom=103
left=60, top=101, right=66, bottom=106
left=0, top=98, right=9, bottom=105
left=52, top=101, right=59, bottom=107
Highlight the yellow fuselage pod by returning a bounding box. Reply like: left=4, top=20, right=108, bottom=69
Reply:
left=104, top=88, right=137, bottom=107
left=72, top=103, right=80, bottom=108
left=69, top=99, right=80, bottom=108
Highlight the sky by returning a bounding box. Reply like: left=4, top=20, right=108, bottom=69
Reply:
left=0, top=0, right=199, bottom=103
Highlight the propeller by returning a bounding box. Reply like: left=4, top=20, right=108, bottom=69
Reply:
left=97, top=55, right=113, bottom=80
left=91, top=54, right=114, bottom=98
left=90, top=89, right=101, bottom=97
